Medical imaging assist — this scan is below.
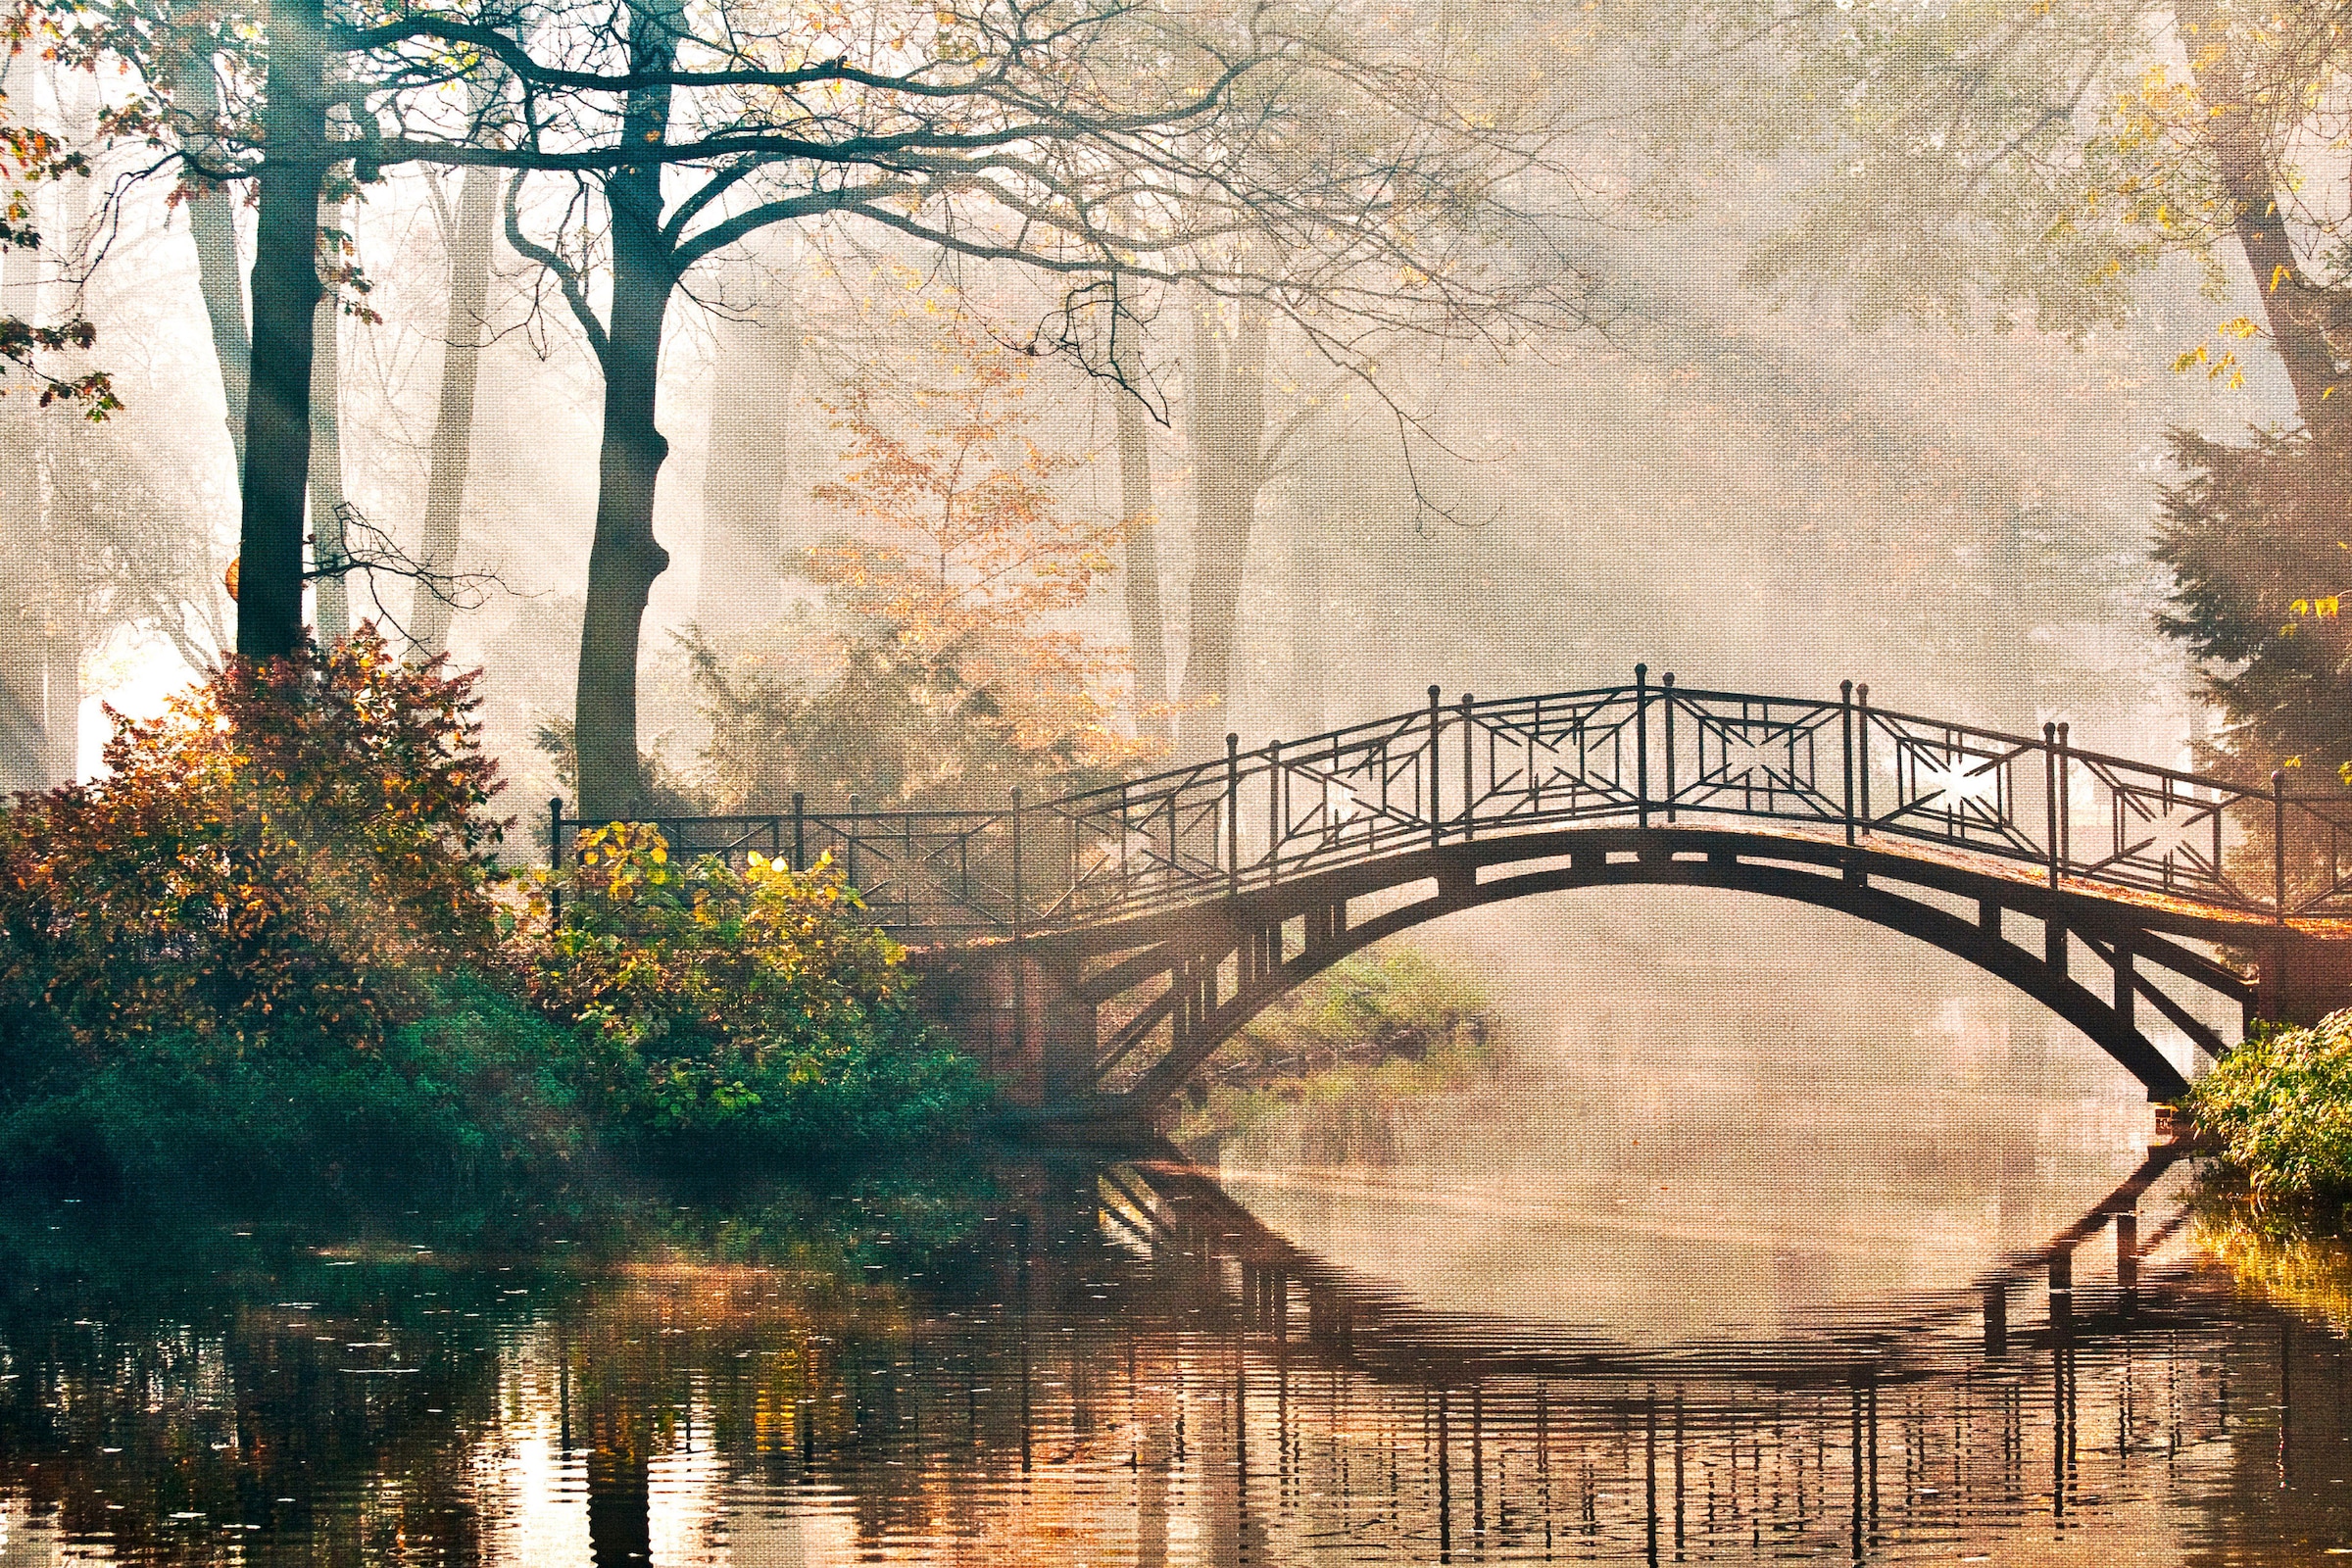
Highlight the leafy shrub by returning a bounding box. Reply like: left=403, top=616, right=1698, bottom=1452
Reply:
left=1215, top=947, right=1494, bottom=1084
left=519, top=822, right=988, bottom=1150
left=0, top=629, right=505, bottom=1062
left=2187, top=1010, right=2352, bottom=1203
left=0, top=975, right=582, bottom=1191
left=0, top=637, right=989, bottom=1189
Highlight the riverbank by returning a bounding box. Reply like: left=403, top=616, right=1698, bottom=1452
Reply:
left=2184, top=1008, right=2352, bottom=1209
left=1168, top=945, right=1504, bottom=1162
left=0, top=637, right=991, bottom=1197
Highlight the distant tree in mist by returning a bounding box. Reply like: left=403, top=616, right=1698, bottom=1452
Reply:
left=1661, top=0, right=2352, bottom=769
left=2155, top=427, right=2352, bottom=778
left=689, top=316, right=1148, bottom=810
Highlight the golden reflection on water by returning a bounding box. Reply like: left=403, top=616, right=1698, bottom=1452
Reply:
left=0, top=904, right=2336, bottom=1565
left=0, top=1146, right=2346, bottom=1567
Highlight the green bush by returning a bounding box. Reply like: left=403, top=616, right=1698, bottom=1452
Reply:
left=518, top=821, right=989, bottom=1152
left=2187, top=1010, right=2352, bottom=1203
left=0, top=641, right=993, bottom=1191
left=0, top=975, right=582, bottom=1191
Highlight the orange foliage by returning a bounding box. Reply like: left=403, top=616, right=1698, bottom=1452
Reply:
left=806, top=318, right=1151, bottom=773
left=0, top=629, right=507, bottom=1058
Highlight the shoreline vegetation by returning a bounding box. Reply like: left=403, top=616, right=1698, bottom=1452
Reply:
left=0, top=636, right=1501, bottom=1199
left=1169, top=947, right=1505, bottom=1163
left=0, top=636, right=988, bottom=1196
left=2185, top=1009, right=2352, bottom=1209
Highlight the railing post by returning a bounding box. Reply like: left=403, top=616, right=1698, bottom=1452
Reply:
left=1855, top=684, right=1871, bottom=832
left=1227, top=732, right=1242, bottom=898
left=548, top=796, right=565, bottom=922
left=1839, top=682, right=1855, bottom=846
left=1267, top=739, right=1283, bottom=882
left=2042, top=722, right=2060, bottom=890
left=1459, top=693, right=1476, bottom=841
left=792, top=791, right=806, bottom=872
left=2275, top=769, right=2289, bottom=926
left=1427, top=684, right=1444, bottom=848
left=1118, top=782, right=1132, bottom=897
left=1660, top=672, right=1677, bottom=824
left=1009, top=786, right=1025, bottom=1054
left=1635, top=663, right=1650, bottom=829
left=2056, top=722, right=2072, bottom=871
left=847, top=793, right=861, bottom=891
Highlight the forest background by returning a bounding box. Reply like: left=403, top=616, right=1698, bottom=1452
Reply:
left=0, top=0, right=2347, bottom=863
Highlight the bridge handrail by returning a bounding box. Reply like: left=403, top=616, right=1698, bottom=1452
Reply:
left=551, top=669, right=2352, bottom=938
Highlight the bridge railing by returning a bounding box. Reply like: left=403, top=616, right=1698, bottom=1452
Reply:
left=551, top=668, right=2352, bottom=940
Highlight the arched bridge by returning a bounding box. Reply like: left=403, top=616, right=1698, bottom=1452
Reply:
left=555, top=669, right=2352, bottom=1126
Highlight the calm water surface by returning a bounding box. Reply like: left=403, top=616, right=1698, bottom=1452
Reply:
left=2, top=896, right=2345, bottom=1565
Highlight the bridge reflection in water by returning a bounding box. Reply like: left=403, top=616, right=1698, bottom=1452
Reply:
left=1032, top=1141, right=2221, bottom=1566
left=552, top=1147, right=2342, bottom=1564
left=0, top=1144, right=2339, bottom=1565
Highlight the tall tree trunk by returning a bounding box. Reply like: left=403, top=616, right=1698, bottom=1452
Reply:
left=693, top=285, right=798, bottom=636
left=180, top=60, right=250, bottom=477
left=2178, top=0, right=2351, bottom=445
left=1175, top=301, right=1267, bottom=759
left=0, top=136, right=43, bottom=791
left=235, top=0, right=333, bottom=661
left=37, top=71, right=98, bottom=784
left=573, top=9, right=679, bottom=818
left=1109, top=328, right=1170, bottom=739
left=310, top=270, right=350, bottom=642
left=574, top=211, right=674, bottom=817
left=411, top=164, right=498, bottom=654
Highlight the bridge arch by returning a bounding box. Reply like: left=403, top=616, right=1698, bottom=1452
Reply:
left=566, top=669, right=2351, bottom=1123
left=998, top=824, right=2258, bottom=1126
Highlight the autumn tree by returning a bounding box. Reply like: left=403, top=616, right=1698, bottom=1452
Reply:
left=690, top=314, right=1146, bottom=809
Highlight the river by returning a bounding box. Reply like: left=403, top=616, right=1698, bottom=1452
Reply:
left=0, top=892, right=2342, bottom=1565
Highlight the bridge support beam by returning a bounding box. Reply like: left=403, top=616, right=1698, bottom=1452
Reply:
left=949, top=824, right=2276, bottom=1130
left=2252, top=932, right=2352, bottom=1027
left=905, top=947, right=1099, bottom=1107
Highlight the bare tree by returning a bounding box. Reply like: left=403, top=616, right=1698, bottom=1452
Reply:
left=411, top=161, right=500, bottom=654
left=27, top=0, right=1613, bottom=816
